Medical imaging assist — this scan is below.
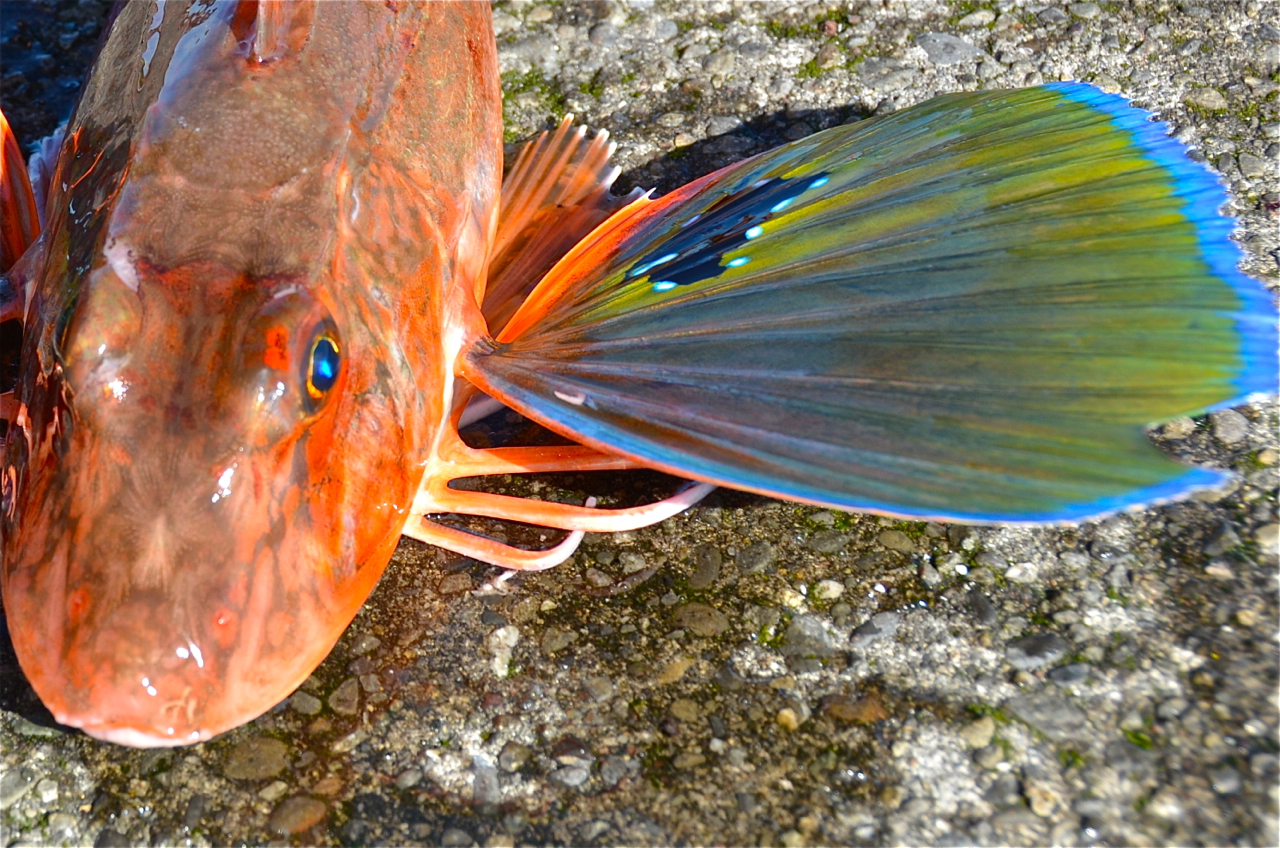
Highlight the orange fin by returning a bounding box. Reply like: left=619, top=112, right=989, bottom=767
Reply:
left=483, top=117, right=637, bottom=334
left=1, top=109, right=39, bottom=274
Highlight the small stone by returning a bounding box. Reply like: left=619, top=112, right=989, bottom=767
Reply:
left=808, top=530, right=850, bottom=553
left=1185, top=87, right=1228, bottom=111
left=707, top=115, right=743, bottom=135
left=437, top=572, right=473, bottom=594
left=224, top=736, right=290, bottom=780
left=350, top=633, right=381, bottom=656
left=289, top=691, right=322, bottom=716
left=1068, top=2, right=1101, bottom=18
left=1038, top=6, right=1069, bottom=23
left=1145, top=786, right=1183, bottom=821
left=396, top=768, right=423, bottom=789
left=968, top=589, right=999, bottom=625
left=1156, top=697, right=1188, bottom=720
left=1004, top=693, right=1088, bottom=740
left=957, top=9, right=995, bottom=27
left=670, top=698, right=701, bottom=722
left=258, top=780, right=290, bottom=802
left=583, top=675, right=615, bottom=702
left=599, top=755, right=630, bottom=788
left=702, top=49, right=735, bottom=76
left=673, top=751, right=706, bottom=769
left=498, top=742, right=531, bottom=772
left=0, top=770, right=33, bottom=809
left=549, top=766, right=590, bottom=788
left=1204, top=523, right=1242, bottom=556
left=673, top=602, right=730, bottom=637
left=441, top=828, right=475, bottom=847
left=915, top=32, right=982, bottom=65
left=737, top=541, right=776, bottom=573
left=580, top=821, right=611, bottom=842
left=540, top=627, right=578, bottom=655
left=1210, top=766, right=1242, bottom=794
left=780, top=614, right=841, bottom=656
left=814, top=579, right=844, bottom=601
left=961, top=715, right=996, bottom=749
left=877, top=529, right=915, bottom=552
left=974, top=744, right=1003, bottom=769
left=815, top=42, right=842, bottom=69
left=777, top=707, right=803, bottom=731
left=268, top=796, right=327, bottom=835
left=330, top=728, right=366, bottom=754
left=1047, top=663, right=1090, bottom=685
left=1025, top=778, right=1063, bottom=817
left=688, top=545, right=722, bottom=589
left=656, top=111, right=685, bottom=128
left=1236, top=608, right=1258, bottom=628
left=1007, top=633, right=1069, bottom=670
left=34, top=777, right=57, bottom=805
left=656, top=655, right=696, bottom=684
left=1204, top=560, right=1235, bottom=580
left=1256, top=523, right=1279, bottom=555
left=822, top=693, right=888, bottom=724
left=849, top=612, right=900, bottom=649
left=328, top=677, right=361, bottom=716
left=1211, top=408, right=1249, bottom=444
left=1238, top=152, right=1266, bottom=178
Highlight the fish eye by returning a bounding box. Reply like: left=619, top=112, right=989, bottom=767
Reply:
left=305, top=333, right=341, bottom=404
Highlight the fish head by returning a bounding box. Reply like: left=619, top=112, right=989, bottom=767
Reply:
left=1, top=253, right=417, bottom=746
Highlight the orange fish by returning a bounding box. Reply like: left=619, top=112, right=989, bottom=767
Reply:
left=1, top=1, right=1274, bottom=747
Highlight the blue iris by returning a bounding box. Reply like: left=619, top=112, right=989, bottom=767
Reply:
left=309, top=336, right=340, bottom=395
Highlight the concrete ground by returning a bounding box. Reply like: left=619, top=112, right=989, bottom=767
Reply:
left=1, top=1, right=1277, bottom=846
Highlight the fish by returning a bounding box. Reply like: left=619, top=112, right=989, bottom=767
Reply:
left=0, top=1, right=1275, bottom=748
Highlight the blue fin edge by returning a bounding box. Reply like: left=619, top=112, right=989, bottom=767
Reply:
left=1046, top=81, right=1278, bottom=407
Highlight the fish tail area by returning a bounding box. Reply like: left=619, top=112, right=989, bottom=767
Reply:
left=1, top=108, right=39, bottom=276
left=483, top=116, right=639, bottom=335
left=462, top=83, right=1280, bottom=524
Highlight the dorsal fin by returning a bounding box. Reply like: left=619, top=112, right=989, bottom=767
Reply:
left=230, top=0, right=316, bottom=64
left=1, top=109, right=39, bottom=273
left=483, top=118, right=639, bottom=335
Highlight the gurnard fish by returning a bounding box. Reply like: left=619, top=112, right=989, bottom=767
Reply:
left=0, top=1, right=1274, bottom=748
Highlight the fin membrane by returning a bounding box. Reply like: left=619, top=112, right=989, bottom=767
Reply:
left=484, top=118, right=634, bottom=335
left=465, top=83, right=1278, bottom=523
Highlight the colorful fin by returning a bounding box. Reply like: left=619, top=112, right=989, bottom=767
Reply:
left=1, top=109, right=39, bottom=274
left=483, top=117, right=637, bottom=335
left=463, top=83, right=1279, bottom=524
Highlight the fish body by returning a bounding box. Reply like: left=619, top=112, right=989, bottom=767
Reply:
left=1, top=0, right=500, bottom=746
left=1, top=2, right=1275, bottom=748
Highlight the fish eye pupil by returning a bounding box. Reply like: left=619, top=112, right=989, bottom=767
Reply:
left=307, top=335, right=340, bottom=399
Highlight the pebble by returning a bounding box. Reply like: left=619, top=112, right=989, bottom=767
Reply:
left=849, top=612, right=900, bottom=649
left=1047, top=663, right=1090, bottom=685
left=673, top=603, right=730, bottom=637
left=915, top=32, right=983, bottom=65
left=328, top=678, right=361, bottom=716
left=776, top=707, right=803, bottom=731
left=780, top=614, right=842, bottom=656
left=549, top=766, right=591, bottom=788
left=1006, top=633, right=1069, bottom=670
left=968, top=589, right=999, bottom=625
left=224, top=737, right=289, bottom=780
left=599, top=756, right=630, bottom=788
left=0, top=770, right=33, bottom=809
left=289, top=690, right=323, bottom=716
left=1211, top=408, right=1249, bottom=444
left=814, top=579, right=844, bottom=600
left=441, top=828, right=475, bottom=847
left=1038, top=6, right=1070, bottom=23
left=707, top=115, right=743, bottom=135
left=808, top=530, right=850, bottom=553
left=957, top=10, right=995, bottom=27
left=268, top=796, right=327, bottom=835
left=702, top=49, right=735, bottom=76
left=974, top=744, right=1003, bottom=769
left=350, top=633, right=381, bottom=656
left=1069, top=2, right=1101, bottom=18
left=961, top=716, right=996, bottom=749
left=396, top=768, right=423, bottom=789
left=437, top=572, right=473, bottom=594
left=1204, top=523, right=1242, bottom=556
left=1210, top=765, right=1242, bottom=794
left=498, top=742, right=531, bottom=773
left=540, top=627, right=578, bottom=655
left=1004, top=692, right=1088, bottom=740
left=688, top=545, right=722, bottom=589
left=736, top=541, right=776, bottom=573
left=1256, top=523, right=1280, bottom=555
left=876, top=529, right=915, bottom=552
left=669, top=698, right=701, bottom=722
left=1185, top=87, right=1229, bottom=111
